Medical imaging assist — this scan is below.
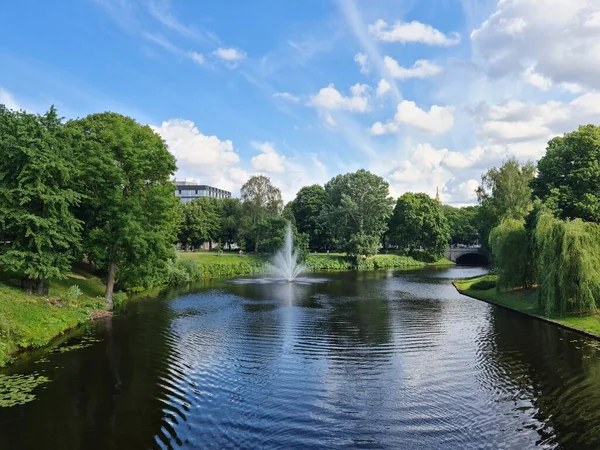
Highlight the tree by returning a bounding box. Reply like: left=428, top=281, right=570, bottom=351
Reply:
left=0, top=106, right=82, bottom=294
left=322, top=170, right=393, bottom=257
left=291, top=184, right=329, bottom=250
left=389, top=193, right=450, bottom=261
left=489, top=219, right=531, bottom=290
left=477, top=158, right=536, bottom=254
left=217, top=197, right=242, bottom=250
left=441, top=205, right=479, bottom=245
left=68, top=112, right=180, bottom=309
left=178, top=198, right=221, bottom=250
left=533, top=125, right=600, bottom=222
left=239, top=175, right=283, bottom=252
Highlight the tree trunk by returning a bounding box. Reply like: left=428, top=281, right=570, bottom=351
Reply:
left=105, top=260, right=117, bottom=311
left=36, top=278, right=48, bottom=296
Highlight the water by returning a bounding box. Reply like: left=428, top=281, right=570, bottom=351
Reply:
left=2, top=266, right=600, bottom=449
left=268, top=223, right=305, bottom=281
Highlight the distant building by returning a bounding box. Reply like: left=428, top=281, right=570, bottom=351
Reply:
left=435, top=187, right=441, bottom=205
left=174, top=181, right=232, bottom=203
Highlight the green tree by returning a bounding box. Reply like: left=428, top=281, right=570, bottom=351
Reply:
left=217, top=197, right=242, bottom=250
left=322, top=170, right=393, bottom=257
left=239, top=175, right=283, bottom=252
left=178, top=198, right=221, bottom=250
left=441, top=205, right=480, bottom=245
left=533, top=125, right=600, bottom=222
left=0, top=106, right=82, bottom=294
left=489, top=219, right=531, bottom=290
left=477, top=158, right=536, bottom=254
left=291, top=184, right=329, bottom=250
left=68, top=112, right=180, bottom=309
left=389, top=193, right=450, bottom=261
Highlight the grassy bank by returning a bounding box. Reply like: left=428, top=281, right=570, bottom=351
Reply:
left=455, top=274, right=600, bottom=338
left=0, top=268, right=106, bottom=367
left=179, top=251, right=428, bottom=276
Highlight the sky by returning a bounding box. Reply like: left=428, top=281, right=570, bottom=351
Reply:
left=1, top=0, right=600, bottom=205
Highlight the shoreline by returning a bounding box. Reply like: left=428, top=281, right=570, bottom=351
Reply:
left=454, top=275, right=600, bottom=340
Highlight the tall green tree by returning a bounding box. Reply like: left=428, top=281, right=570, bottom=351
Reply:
left=291, top=184, right=329, bottom=250
left=441, top=205, right=480, bottom=245
left=533, top=125, right=600, bottom=222
left=0, top=106, right=82, bottom=294
left=68, top=112, right=180, bottom=309
left=322, top=170, right=393, bottom=256
left=389, top=193, right=450, bottom=261
left=489, top=218, right=532, bottom=290
left=239, top=175, right=283, bottom=252
left=217, top=197, right=242, bottom=250
left=178, top=198, right=221, bottom=250
left=477, top=158, right=536, bottom=254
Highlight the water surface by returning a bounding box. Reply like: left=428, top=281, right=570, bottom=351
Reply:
left=2, top=267, right=600, bottom=449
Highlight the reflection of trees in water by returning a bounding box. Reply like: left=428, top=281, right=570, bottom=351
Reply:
left=477, top=307, right=600, bottom=448
left=0, top=292, right=181, bottom=450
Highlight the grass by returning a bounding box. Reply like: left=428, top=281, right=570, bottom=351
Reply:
left=429, top=257, right=456, bottom=266
left=454, top=274, right=600, bottom=337
left=0, top=268, right=106, bottom=367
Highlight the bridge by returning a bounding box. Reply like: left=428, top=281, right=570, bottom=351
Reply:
left=445, top=246, right=489, bottom=265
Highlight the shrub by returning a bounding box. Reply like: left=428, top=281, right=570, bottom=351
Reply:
left=63, top=285, right=83, bottom=305
left=112, top=291, right=127, bottom=309
left=470, top=279, right=496, bottom=290
left=178, top=259, right=202, bottom=281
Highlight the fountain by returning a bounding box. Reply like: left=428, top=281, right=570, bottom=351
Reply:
left=269, top=223, right=305, bottom=282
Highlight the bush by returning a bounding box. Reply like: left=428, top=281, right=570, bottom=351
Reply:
left=63, top=285, right=83, bottom=305
left=470, top=279, right=496, bottom=290
left=112, top=291, right=127, bottom=309
left=178, top=259, right=202, bottom=281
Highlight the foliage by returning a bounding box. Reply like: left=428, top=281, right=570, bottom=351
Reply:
left=217, top=197, right=242, bottom=250
left=68, top=112, right=180, bottom=308
left=389, top=193, right=450, bottom=261
left=533, top=125, right=600, bottom=222
left=322, top=170, right=394, bottom=256
left=476, top=158, right=536, bottom=254
left=291, top=184, right=330, bottom=250
left=470, top=278, right=497, bottom=290
left=0, top=106, right=82, bottom=293
left=63, top=285, right=83, bottom=305
left=178, top=197, right=221, bottom=250
left=0, top=372, right=51, bottom=407
left=535, top=211, right=600, bottom=316
left=489, top=218, right=533, bottom=290
left=441, top=205, right=479, bottom=245
left=239, top=175, right=284, bottom=252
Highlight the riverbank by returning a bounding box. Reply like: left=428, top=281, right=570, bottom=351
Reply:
left=0, top=268, right=106, bottom=367
left=454, top=274, right=600, bottom=338
left=179, top=251, right=430, bottom=277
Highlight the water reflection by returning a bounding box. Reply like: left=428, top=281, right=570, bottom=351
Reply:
left=2, top=268, right=600, bottom=448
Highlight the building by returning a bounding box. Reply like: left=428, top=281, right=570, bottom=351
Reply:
left=174, top=181, right=232, bottom=203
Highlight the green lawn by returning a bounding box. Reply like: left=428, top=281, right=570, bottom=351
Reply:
left=0, top=268, right=106, bottom=367
left=455, top=274, right=600, bottom=337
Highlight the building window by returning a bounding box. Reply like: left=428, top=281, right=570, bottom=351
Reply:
left=178, top=190, right=181, bottom=194
left=195, top=190, right=198, bottom=194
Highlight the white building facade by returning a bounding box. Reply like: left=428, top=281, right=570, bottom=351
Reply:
left=175, top=181, right=232, bottom=203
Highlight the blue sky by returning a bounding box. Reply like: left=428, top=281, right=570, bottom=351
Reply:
left=1, top=0, right=600, bottom=203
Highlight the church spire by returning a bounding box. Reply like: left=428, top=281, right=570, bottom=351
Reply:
left=435, top=187, right=441, bottom=205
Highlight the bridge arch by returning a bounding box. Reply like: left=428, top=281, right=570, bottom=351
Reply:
left=455, top=252, right=488, bottom=266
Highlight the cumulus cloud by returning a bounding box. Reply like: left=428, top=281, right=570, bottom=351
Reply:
left=471, top=0, right=600, bottom=90
left=369, top=19, right=460, bottom=46
left=307, top=83, right=371, bottom=112
left=151, top=119, right=243, bottom=192
left=250, top=141, right=286, bottom=173
left=383, top=56, right=442, bottom=79
left=273, top=92, right=300, bottom=103
left=0, top=88, right=21, bottom=110
left=371, top=100, right=454, bottom=135
left=376, top=79, right=391, bottom=97
left=354, top=52, right=369, bottom=74
left=213, top=47, right=246, bottom=62
left=188, top=51, right=205, bottom=65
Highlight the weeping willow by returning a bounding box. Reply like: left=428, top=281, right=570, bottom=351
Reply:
left=535, top=211, right=600, bottom=316
left=489, top=218, right=531, bottom=291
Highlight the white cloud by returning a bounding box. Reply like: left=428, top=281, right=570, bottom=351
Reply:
left=188, top=51, right=204, bottom=65
left=471, top=0, right=600, bottom=90
left=0, top=88, right=20, bottom=110
left=307, top=83, right=371, bottom=112
left=369, top=19, right=460, bottom=46
left=250, top=141, right=286, bottom=174
left=384, top=56, right=442, bottom=79
left=273, top=92, right=300, bottom=103
left=213, top=47, right=246, bottom=61
left=371, top=100, right=454, bottom=135
left=354, top=52, right=369, bottom=74
left=522, top=66, right=551, bottom=90
left=450, top=179, right=479, bottom=203
left=376, top=79, right=391, bottom=97
left=151, top=119, right=242, bottom=192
